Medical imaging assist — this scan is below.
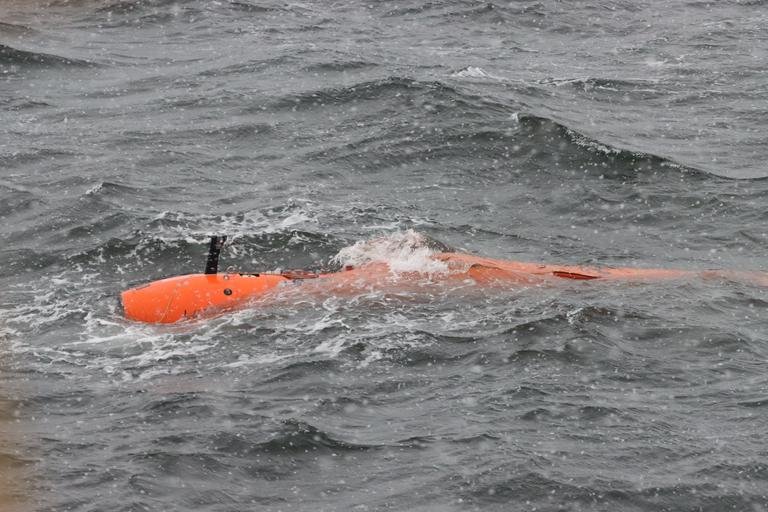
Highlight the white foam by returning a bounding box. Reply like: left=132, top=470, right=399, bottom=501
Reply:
left=332, top=230, right=448, bottom=274
left=451, top=66, right=495, bottom=79
left=564, top=128, right=622, bottom=156
left=149, top=201, right=318, bottom=240
left=222, top=352, right=293, bottom=369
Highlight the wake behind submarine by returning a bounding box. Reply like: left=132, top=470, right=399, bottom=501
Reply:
left=121, top=236, right=768, bottom=324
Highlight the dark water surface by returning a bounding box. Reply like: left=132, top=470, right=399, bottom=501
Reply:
left=2, top=1, right=768, bottom=510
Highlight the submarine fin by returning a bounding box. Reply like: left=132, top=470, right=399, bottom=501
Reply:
left=552, top=270, right=599, bottom=280
left=204, top=235, right=227, bottom=274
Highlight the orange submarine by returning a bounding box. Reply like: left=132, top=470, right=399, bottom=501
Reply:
left=121, top=236, right=768, bottom=324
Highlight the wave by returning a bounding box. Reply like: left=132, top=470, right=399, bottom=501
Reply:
left=0, top=97, right=53, bottom=110
left=447, top=69, right=750, bottom=178
left=0, top=22, right=37, bottom=37
left=96, top=0, right=193, bottom=15
left=265, top=76, right=464, bottom=111
left=0, top=148, right=75, bottom=169
left=457, top=112, right=705, bottom=180
left=383, top=1, right=546, bottom=21
left=0, top=44, right=95, bottom=69
left=539, top=76, right=661, bottom=89
left=195, top=55, right=294, bottom=79
left=133, top=451, right=230, bottom=477
left=0, top=185, right=40, bottom=218
left=210, top=418, right=378, bottom=455
left=141, top=393, right=215, bottom=422
left=118, top=122, right=276, bottom=146
left=94, top=0, right=289, bottom=26
left=92, top=0, right=206, bottom=29
left=273, top=75, right=708, bottom=179
left=227, top=1, right=282, bottom=13
left=535, top=75, right=669, bottom=101
left=462, top=470, right=762, bottom=510
left=302, top=59, right=378, bottom=73
left=98, top=0, right=288, bottom=15
left=524, top=404, right=626, bottom=423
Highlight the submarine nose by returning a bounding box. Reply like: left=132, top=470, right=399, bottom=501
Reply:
left=121, top=281, right=177, bottom=323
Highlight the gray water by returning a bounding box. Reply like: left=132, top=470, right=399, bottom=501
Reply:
left=2, top=1, right=768, bottom=510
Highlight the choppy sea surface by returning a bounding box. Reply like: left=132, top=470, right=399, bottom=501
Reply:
left=2, top=1, right=768, bottom=510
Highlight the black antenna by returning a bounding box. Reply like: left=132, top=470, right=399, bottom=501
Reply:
left=204, top=235, right=227, bottom=274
